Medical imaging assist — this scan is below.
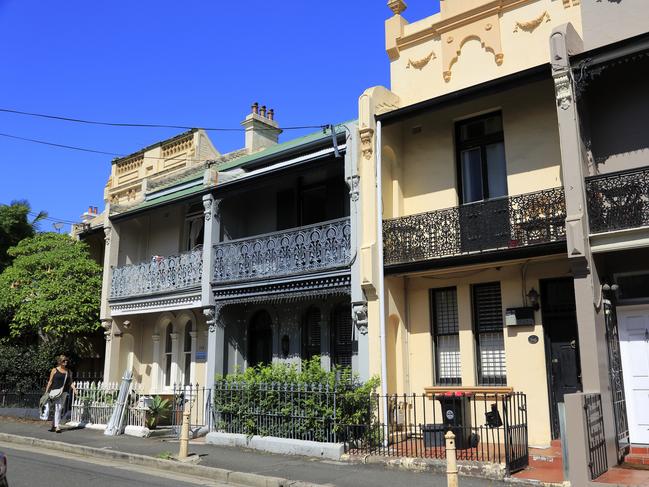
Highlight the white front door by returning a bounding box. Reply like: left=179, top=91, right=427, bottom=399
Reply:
left=619, top=307, right=649, bottom=444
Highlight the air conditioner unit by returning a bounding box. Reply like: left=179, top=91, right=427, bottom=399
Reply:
left=505, top=307, right=535, bottom=326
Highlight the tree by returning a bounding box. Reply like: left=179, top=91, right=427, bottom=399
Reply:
left=0, top=200, right=47, bottom=272
left=0, top=233, right=102, bottom=347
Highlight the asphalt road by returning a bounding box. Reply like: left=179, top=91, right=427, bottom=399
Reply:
left=0, top=444, right=227, bottom=487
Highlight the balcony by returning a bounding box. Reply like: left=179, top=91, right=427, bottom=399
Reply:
left=110, top=249, right=203, bottom=299
left=586, top=166, right=649, bottom=234
left=383, top=187, right=566, bottom=267
left=213, top=217, right=351, bottom=284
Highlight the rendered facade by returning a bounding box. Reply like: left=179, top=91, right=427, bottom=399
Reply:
left=91, top=0, right=649, bottom=482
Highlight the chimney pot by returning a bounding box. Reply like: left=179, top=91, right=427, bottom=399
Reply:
left=268, top=109, right=274, bottom=120
left=88, top=206, right=92, bottom=213
left=260, top=105, right=267, bottom=117
left=252, top=102, right=259, bottom=115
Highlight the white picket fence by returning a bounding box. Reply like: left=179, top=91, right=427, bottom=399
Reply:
left=71, top=381, right=147, bottom=428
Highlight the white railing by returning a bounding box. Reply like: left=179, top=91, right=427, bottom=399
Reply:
left=110, top=249, right=203, bottom=299
left=71, top=381, right=147, bottom=428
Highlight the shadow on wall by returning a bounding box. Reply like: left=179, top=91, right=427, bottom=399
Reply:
left=584, top=58, right=649, bottom=170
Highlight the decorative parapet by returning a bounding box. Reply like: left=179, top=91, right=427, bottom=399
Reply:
left=110, top=249, right=203, bottom=299
left=383, top=187, right=566, bottom=266
left=213, top=218, right=352, bottom=284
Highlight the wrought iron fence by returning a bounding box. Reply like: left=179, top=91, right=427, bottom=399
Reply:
left=171, top=383, right=211, bottom=434
left=344, top=392, right=528, bottom=474
left=584, top=393, right=608, bottom=480
left=208, top=381, right=528, bottom=474
left=209, top=381, right=355, bottom=443
left=213, top=217, right=352, bottom=283
left=0, top=380, right=45, bottom=409
left=71, top=381, right=147, bottom=428
left=586, top=166, right=649, bottom=234
left=383, top=187, right=566, bottom=266
left=110, top=249, right=203, bottom=299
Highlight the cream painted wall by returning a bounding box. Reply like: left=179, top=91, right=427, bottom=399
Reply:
left=381, top=80, right=562, bottom=218
left=110, top=309, right=207, bottom=394
left=384, top=256, right=573, bottom=447
left=387, top=0, right=583, bottom=106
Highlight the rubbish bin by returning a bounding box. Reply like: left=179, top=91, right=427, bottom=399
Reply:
left=436, top=392, right=473, bottom=449
left=421, top=423, right=445, bottom=449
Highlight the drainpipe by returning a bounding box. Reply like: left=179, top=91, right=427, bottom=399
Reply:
left=376, top=121, right=389, bottom=436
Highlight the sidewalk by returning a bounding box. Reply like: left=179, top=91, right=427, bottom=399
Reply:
left=0, top=417, right=510, bottom=487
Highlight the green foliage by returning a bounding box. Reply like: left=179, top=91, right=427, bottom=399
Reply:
left=0, top=200, right=46, bottom=272
left=213, top=357, right=380, bottom=443
left=0, top=341, right=58, bottom=390
left=146, top=395, right=171, bottom=429
left=0, top=233, right=102, bottom=342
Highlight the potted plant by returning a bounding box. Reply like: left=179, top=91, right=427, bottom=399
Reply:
left=146, top=395, right=170, bottom=429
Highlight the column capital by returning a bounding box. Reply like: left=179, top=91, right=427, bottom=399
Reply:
left=152, top=334, right=161, bottom=343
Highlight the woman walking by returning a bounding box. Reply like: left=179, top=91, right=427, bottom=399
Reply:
left=44, top=355, right=76, bottom=433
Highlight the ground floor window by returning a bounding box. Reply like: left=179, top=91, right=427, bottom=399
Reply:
left=473, top=282, right=507, bottom=386
left=430, top=287, right=461, bottom=385
left=332, top=305, right=353, bottom=368
left=248, top=310, right=273, bottom=367
left=302, top=306, right=322, bottom=360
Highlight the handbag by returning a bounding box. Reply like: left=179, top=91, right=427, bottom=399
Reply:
left=48, top=371, right=68, bottom=400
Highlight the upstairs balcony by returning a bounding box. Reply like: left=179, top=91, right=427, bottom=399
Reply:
left=110, top=249, right=203, bottom=300
left=383, top=187, right=566, bottom=268
left=213, top=217, right=351, bottom=284
left=586, top=166, right=649, bottom=235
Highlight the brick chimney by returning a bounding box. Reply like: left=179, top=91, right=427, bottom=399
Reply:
left=241, top=102, right=282, bottom=153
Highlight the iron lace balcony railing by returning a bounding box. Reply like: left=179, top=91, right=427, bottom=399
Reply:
left=586, top=166, right=649, bottom=234
left=110, top=249, right=203, bottom=299
left=383, top=187, right=566, bottom=266
left=213, top=217, right=351, bottom=283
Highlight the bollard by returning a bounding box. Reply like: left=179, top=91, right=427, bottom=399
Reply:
left=445, top=430, right=459, bottom=487
left=178, top=403, right=191, bottom=460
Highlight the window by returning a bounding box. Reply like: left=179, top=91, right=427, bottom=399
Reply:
left=183, top=321, right=193, bottom=386
left=302, top=307, right=322, bottom=360
left=430, top=288, right=461, bottom=385
left=473, top=282, right=506, bottom=386
left=184, top=203, right=205, bottom=251
left=164, top=324, right=173, bottom=388
left=456, top=112, right=508, bottom=203
left=332, top=305, right=353, bottom=368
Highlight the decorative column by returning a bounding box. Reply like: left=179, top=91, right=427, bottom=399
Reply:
left=151, top=334, right=161, bottom=392
left=100, top=209, right=121, bottom=383
left=170, top=332, right=180, bottom=388
left=550, top=23, right=618, bottom=478
left=189, top=330, right=197, bottom=385
left=346, top=123, right=370, bottom=382
left=204, top=305, right=225, bottom=386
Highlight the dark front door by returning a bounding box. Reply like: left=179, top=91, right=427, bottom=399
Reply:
left=248, top=310, right=273, bottom=367
left=541, top=278, right=582, bottom=439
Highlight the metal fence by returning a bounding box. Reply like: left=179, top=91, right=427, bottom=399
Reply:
left=0, top=381, right=45, bottom=409
left=584, top=393, right=608, bottom=480
left=344, top=392, right=528, bottom=474
left=71, top=381, right=147, bottom=428
left=207, top=382, right=528, bottom=474
left=171, top=383, right=212, bottom=434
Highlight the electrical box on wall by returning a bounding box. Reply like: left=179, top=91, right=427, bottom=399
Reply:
left=505, top=307, right=535, bottom=326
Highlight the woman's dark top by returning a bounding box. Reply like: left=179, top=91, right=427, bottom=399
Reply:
left=50, top=369, right=71, bottom=392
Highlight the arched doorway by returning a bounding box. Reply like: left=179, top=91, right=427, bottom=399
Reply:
left=248, top=310, right=273, bottom=367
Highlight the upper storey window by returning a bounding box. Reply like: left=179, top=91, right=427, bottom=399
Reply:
left=456, top=112, right=508, bottom=204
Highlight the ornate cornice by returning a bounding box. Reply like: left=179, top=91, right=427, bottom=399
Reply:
left=109, top=292, right=202, bottom=315
left=213, top=273, right=351, bottom=303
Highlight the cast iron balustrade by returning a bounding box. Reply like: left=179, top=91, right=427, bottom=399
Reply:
left=213, top=217, right=351, bottom=283
left=383, top=187, right=566, bottom=266
left=586, top=166, right=649, bottom=234
left=110, top=249, right=203, bottom=299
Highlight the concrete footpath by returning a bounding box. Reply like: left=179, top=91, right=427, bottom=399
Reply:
left=0, top=417, right=515, bottom=487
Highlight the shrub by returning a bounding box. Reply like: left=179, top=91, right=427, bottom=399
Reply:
left=212, top=357, right=379, bottom=443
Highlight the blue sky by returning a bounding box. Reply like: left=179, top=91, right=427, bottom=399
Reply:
left=0, top=1, right=440, bottom=232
